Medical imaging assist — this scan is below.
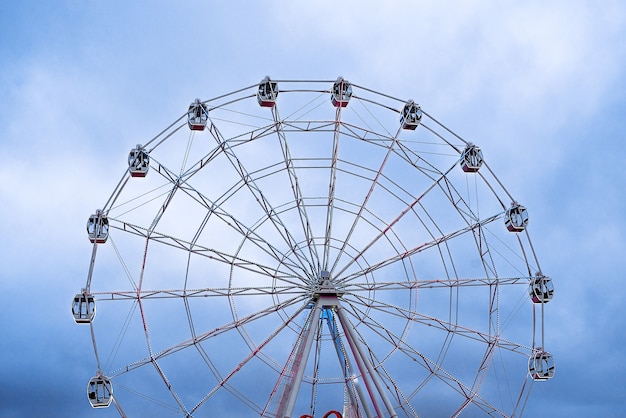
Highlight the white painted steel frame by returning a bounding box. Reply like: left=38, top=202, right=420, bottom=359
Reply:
left=75, top=79, right=551, bottom=417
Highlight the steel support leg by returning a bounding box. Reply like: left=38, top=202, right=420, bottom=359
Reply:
left=336, top=304, right=398, bottom=418
left=276, top=303, right=323, bottom=418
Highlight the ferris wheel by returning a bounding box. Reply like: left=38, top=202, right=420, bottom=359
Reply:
left=73, top=77, right=555, bottom=417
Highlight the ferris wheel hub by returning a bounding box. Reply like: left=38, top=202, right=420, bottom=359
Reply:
left=312, top=270, right=345, bottom=298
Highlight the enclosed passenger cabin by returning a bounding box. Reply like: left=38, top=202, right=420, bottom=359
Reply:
left=528, top=350, right=555, bottom=380
left=87, top=210, right=109, bottom=243
left=505, top=202, right=528, bottom=232
left=331, top=77, right=352, bottom=108
left=72, top=292, right=96, bottom=323
left=187, top=99, right=208, bottom=131
left=257, top=76, right=278, bottom=107
left=529, top=274, right=554, bottom=304
left=400, top=100, right=422, bottom=130
left=460, top=143, right=483, bottom=172
left=87, top=375, right=113, bottom=408
left=128, top=145, right=149, bottom=177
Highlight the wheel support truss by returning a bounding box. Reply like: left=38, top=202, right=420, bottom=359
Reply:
left=275, top=290, right=398, bottom=418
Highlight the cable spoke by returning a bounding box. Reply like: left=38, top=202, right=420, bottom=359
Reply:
left=333, top=159, right=458, bottom=281
left=329, top=125, right=402, bottom=275
left=322, top=106, right=342, bottom=270
left=338, top=212, right=503, bottom=286
left=271, top=106, right=321, bottom=270
left=342, top=301, right=511, bottom=416
left=206, top=119, right=316, bottom=278
left=347, top=293, right=531, bottom=354
left=108, top=219, right=300, bottom=286
left=108, top=295, right=308, bottom=378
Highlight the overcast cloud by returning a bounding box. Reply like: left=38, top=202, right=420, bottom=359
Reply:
left=1, top=1, right=625, bottom=417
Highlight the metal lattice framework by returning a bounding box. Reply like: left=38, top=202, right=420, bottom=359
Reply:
left=74, top=78, right=554, bottom=417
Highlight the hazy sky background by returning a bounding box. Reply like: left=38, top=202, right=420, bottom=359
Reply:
left=1, top=1, right=626, bottom=417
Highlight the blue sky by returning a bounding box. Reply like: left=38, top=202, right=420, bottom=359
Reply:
left=1, top=1, right=626, bottom=417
